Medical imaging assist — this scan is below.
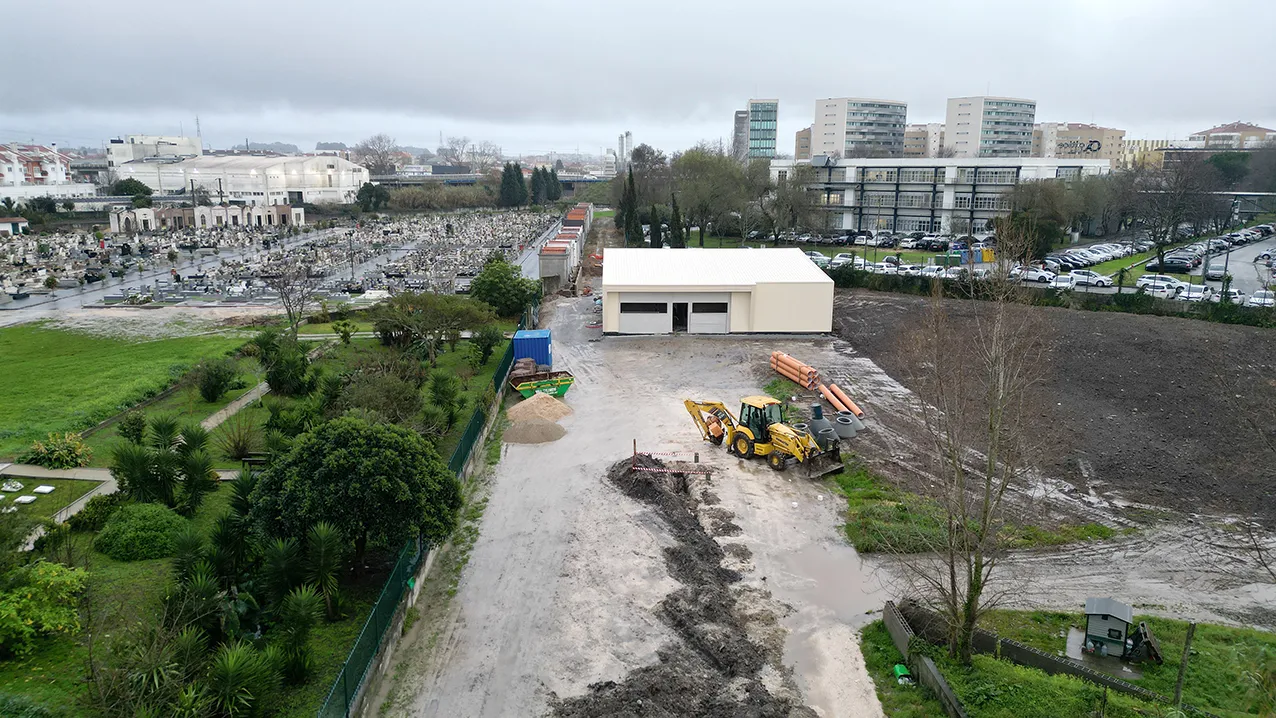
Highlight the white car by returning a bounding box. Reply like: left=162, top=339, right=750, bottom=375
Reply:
left=1144, top=282, right=1179, bottom=299
left=898, top=264, right=924, bottom=276
left=1050, top=274, right=1076, bottom=290
left=1137, top=275, right=1187, bottom=294
left=868, top=262, right=898, bottom=275
left=829, top=253, right=858, bottom=269
left=919, top=265, right=945, bottom=279
left=1012, top=266, right=1056, bottom=283
left=1068, top=269, right=1112, bottom=287
left=941, top=266, right=966, bottom=280
left=1212, top=288, right=1246, bottom=304
left=1175, top=285, right=1215, bottom=303
left=899, top=238, right=919, bottom=249
left=1246, top=290, right=1275, bottom=308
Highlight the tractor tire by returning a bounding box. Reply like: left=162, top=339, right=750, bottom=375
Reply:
left=768, top=452, right=788, bottom=471
left=733, top=435, right=754, bottom=459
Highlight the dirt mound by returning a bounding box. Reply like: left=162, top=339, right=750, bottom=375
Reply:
left=502, top=418, right=566, bottom=444
left=550, top=455, right=815, bottom=717
left=507, top=392, right=573, bottom=423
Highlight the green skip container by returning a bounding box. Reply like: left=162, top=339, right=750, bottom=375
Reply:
left=509, top=370, right=575, bottom=398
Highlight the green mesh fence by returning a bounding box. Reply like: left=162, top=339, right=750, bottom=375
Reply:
left=447, top=407, right=487, bottom=476
left=491, top=341, right=515, bottom=394
left=317, top=539, right=423, bottom=718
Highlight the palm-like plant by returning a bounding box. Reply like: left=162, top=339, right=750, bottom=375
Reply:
left=172, top=525, right=207, bottom=586
left=229, top=472, right=258, bottom=520
left=178, top=449, right=218, bottom=515
left=110, top=442, right=155, bottom=501
left=148, top=416, right=180, bottom=451
left=306, top=522, right=344, bottom=620
left=277, top=584, right=323, bottom=683
left=210, top=513, right=249, bottom=588
left=217, top=414, right=260, bottom=462
left=206, top=640, right=278, bottom=718
left=260, top=537, right=302, bottom=608
left=171, top=626, right=209, bottom=682
left=178, top=423, right=211, bottom=457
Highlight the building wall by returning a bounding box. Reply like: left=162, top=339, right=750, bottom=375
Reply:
left=732, top=111, right=750, bottom=162
left=747, top=99, right=779, bottom=158
left=116, top=155, right=368, bottom=205
left=0, top=183, right=97, bottom=202
left=946, top=96, right=1036, bottom=158
left=602, top=283, right=830, bottom=334
left=1034, top=123, right=1124, bottom=166
left=814, top=98, right=907, bottom=157
left=106, top=135, right=202, bottom=168
left=904, top=123, right=945, bottom=157
left=1188, top=124, right=1276, bottom=149
left=751, top=282, right=833, bottom=332
left=794, top=126, right=812, bottom=160
left=1120, top=139, right=1171, bottom=169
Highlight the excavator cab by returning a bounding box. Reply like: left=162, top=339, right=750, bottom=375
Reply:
left=739, top=397, right=782, bottom=444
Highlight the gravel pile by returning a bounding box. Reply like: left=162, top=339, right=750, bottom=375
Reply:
left=507, top=393, right=573, bottom=423
left=502, top=417, right=567, bottom=444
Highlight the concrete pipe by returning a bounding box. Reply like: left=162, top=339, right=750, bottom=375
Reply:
left=834, top=416, right=857, bottom=439
left=837, top=410, right=867, bottom=432
left=817, top=427, right=839, bottom=450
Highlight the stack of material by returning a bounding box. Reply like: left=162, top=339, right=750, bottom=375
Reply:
left=504, top=392, right=572, bottom=444
left=509, top=357, right=537, bottom=382
left=770, top=351, right=818, bottom=390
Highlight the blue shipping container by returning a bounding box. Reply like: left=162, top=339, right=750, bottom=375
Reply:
left=512, top=329, right=552, bottom=367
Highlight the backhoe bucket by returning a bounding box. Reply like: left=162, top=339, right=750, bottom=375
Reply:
left=800, top=449, right=845, bottom=479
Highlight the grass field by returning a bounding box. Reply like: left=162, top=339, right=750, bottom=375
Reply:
left=592, top=209, right=615, bottom=217
left=0, top=478, right=99, bottom=521
left=0, top=324, right=245, bottom=459
left=0, top=485, right=384, bottom=716
left=978, top=609, right=1276, bottom=715
left=860, top=621, right=947, bottom=717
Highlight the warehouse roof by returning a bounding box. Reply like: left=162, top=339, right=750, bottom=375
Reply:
left=602, top=248, right=833, bottom=289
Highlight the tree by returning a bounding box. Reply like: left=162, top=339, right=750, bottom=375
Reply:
left=512, top=163, right=528, bottom=205
left=249, top=416, right=461, bottom=566
left=371, top=292, right=496, bottom=364
left=468, top=258, right=538, bottom=318
left=531, top=167, right=547, bottom=205
left=113, top=178, right=152, bottom=196
left=264, top=261, right=322, bottom=335
left=428, top=371, right=463, bottom=430
left=465, top=140, right=502, bottom=174
left=498, top=163, right=520, bottom=208
left=674, top=143, right=743, bottom=246
left=618, top=167, right=638, bottom=243
left=548, top=168, right=562, bottom=201
left=1207, top=152, right=1251, bottom=189
left=629, top=144, right=670, bottom=207
left=471, top=324, right=505, bottom=365
left=355, top=182, right=390, bottom=211
left=649, top=205, right=663, bottom=248
left=131, top=194, right=152, bottom=209
left=890, top=227, right=1051, bottom=664
left=626, top=198, right=643, bottom=248
left=436, top=136, right=470, bottom=166
left=353, top=133, right=399, bottom=175
left=1136, top=156, right=1223, bottom=244
left=763, top=164, right=818, bottom=240
left=668, top=194, right=685, bottom=248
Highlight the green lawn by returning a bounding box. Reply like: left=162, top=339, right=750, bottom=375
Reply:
left=592, top=209, right=615, bottom=217
left=860, top=621, right=947, bottom=717
left=979, top=609, right=1276, bottom=716
left=0, top=485, right=386, bottom=716
left=0, top=478, right=100, bottom=521
left=0, top=324, right=245, bottom=459
left=936, top=651, right=1159, bottom=718
left=81, top=364, right=264, bottom=469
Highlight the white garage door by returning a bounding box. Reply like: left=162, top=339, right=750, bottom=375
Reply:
left=616, top=292, right=729, bottom=334
left=617, top=299, right=672, bottom=334
left=688, top=300, right=729, bottom=334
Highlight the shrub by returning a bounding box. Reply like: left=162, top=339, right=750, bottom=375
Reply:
left=20, top=432, right=92, bottom=469
left=0, top=561, right=87, bottom=658
left=266, top=349, right=314, bottom=397
left=117, top=410, right=148, bottom=445
left=194, top=358, right=239, bottom=403
left=67, top=493, right=128, bottom=532
left=217, top=413, right=260, bottom=462
left=471, top=324, right=505, bottom=365
left=94, top=503, right=186, bottom=561
left=0, top=693, right=61, bottom=718
left=331, top=320, right=356, bottom=344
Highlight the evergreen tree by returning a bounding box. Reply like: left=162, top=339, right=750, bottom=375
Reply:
left=548, top=168, right=562, bottom=201
left=512, top=163, right=528, bottom=205
left=668, top=194, right=685, bottom=248
left=498, top=163, right=520, bottom=208
left=531, top=167, right=546, bottom=205
left=618, top=168, right=636, bottom=242
left=626, top=199, right=642, bottom=247
left=649, top=205, right=663, bottom=248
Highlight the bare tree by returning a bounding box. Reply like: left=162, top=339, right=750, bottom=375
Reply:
left=935, top=145, right=959, bottom=158
left=1135, top=155, right=1222, bottom=244
left=266, top=261, right=323, bottom=335
left=354, top=133, right=399, bottom=175
left=888, top=226, right=1052, bottom=664
left=465, top=140, right=503, bottom=174
left=436, top=136, right=470, bottom=166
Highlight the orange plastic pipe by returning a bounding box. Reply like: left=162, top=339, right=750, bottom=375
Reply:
left=829, top=384, right=864, bottom=417
left=771, top=362, right=817, bottom=389
left=818, top=384, right=849, bottom=413
left=772, top=353, right=818, bottom=378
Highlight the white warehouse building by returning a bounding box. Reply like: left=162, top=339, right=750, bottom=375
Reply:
left=115, top=154, right=370, bottom=205
left=602, top=248, right=833, bottom=335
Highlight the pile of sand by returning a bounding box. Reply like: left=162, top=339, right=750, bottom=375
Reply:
left=502, top=418, right=566, bottom=444
left=507, top=393, right=573, bottom=423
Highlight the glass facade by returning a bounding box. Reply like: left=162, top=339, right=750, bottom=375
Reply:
left=747, top=101, right=778, bottom=158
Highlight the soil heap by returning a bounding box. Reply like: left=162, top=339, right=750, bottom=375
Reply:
left=550, top=455, right=815, bottom=718
left=507, top=393, right=573, bottom=423
left=502, top=417, right=566, bottom=444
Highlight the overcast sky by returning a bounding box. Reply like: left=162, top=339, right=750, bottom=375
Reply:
left=6, top=0, right=1274, bottom=158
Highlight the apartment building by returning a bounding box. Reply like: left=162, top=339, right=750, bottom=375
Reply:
left=746, top=99, right=779, bottom=158
left=1032, top=123, right=1125, bottom=167
left=731, top=111, right=749, bottom=161
left=0, top=143, right=97, bottom=202
left=795, top=126, right=812, bottom=160
left=903, top=123, right=946, bottom=158
left=1187, top=122, right=1276, bottom=149
left=770, top=155, right=1109, bottom=235
left=813, top=97, right=908, bottom=157
left=944, top=96, right=1037, bottom=157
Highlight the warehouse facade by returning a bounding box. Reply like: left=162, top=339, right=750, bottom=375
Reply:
left=601, top=248, right=833, bottom=335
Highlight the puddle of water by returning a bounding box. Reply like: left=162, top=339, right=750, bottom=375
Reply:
left=1066, top=627, right=1144, bottom=679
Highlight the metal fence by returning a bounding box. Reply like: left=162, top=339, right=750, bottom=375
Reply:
left=314, top=305, right=537, bottom=717
left=317, top=538, right=424, bottom=718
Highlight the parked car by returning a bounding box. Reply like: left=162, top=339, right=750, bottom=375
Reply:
left=868, top=262, right=899, bottom=275
left=1204, top=261, right=1231, bottom=281
left=805, top=251, right=830, bottom=268
left=1068, top=269, right=1112, bottom=287
left=919, top=265, right=945, bottom=279
left=1145, top=282, right=1179, bottom=299
left=897, top=264, right=924, bottom=276
left=1137, top=274, right=1188, bottom=294
left=1050, top=274, right=1076, bottom=290
left=829, top=253, right=858, bottom=269
left=1175, top=285, right=1215, bottom=302
left=1213, top=288, right=1247, bottom=304
left=1147, top=257, right=1193, bottom=274
left=1246, top=290, right=1276, bottom=308
left=899, top=237, right=920, bottom=249
left=1011, top=266, right=1056, bottom=283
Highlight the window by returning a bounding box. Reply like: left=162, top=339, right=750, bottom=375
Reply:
left=620, top=302, right=667, bottom=314
left=777, top=170, right=787, bottom=182
left=1107, top=628, right=1123, bottom=640
left=862, top=169, right=897, bottom=182
left=692, top=303, right=728, bottom=313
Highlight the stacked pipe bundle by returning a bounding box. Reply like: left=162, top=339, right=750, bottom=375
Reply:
left=770, top=351, right=818, bottom=390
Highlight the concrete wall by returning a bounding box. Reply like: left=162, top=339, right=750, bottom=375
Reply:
left=729, top=291, right=752, bottom=332
left=884, top=602, right=969, bottom=718
left=750, top=282, right=833, bottom=332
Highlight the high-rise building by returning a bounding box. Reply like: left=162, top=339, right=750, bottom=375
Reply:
left=944, top=96, right=1036, bottom=157
left=731, top=110, right=749, bottom=162
left=903, top=123, right=946, bottom=158
left=747, top=99, right=779, bottom=159
left=813, top=98, right=908, bottom=157
left=794, top=126, right=812, bottom=160
left=616, top=131, right=633, bottom=172
left=1031, top=123, right=1125, bottom=167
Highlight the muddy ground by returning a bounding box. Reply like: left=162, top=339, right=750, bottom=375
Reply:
left=832, top=289, right=1276, bottom=523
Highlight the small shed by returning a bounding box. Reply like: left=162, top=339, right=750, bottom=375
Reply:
left=1084, top=597, right=1134, bottom=656
left=0, top=217, right=28, bottom=236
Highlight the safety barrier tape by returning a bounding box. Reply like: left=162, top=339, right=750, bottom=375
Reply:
left=630, top=465, right=713, bottom=475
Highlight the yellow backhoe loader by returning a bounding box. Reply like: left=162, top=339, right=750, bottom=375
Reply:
left=685, top=396, right=844, bottom=478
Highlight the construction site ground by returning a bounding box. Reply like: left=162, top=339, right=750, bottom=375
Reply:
left=380, top=281, right=1275, bottom=716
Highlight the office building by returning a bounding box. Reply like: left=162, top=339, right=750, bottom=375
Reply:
left=770, top=155, right=1109, bottom=235
left=0, top=143, right=97, bottom=203
left=1119, top=139, right=1172, bottom=169
left=108, top=204, right=304, bottom=233
left=795, top=126, right=812, bottom=160
left=747, top=99, right=779, bottom=158
left=1032, top=123, right=1125, bottom=167
left=616, top=131, right=633, bottom=171
left=1187, top=122, right=1276, bottom=149
left=945, top=96, right=1037, bottom=157
left=106, top=135, right=202, bottom=169
left=813, top=98, right=908, bottom=157
left=731, top=110, right=750, bottom=161
left=114, top=154, right=370, bottom=206
left=903, top=123, right=946, bottom=158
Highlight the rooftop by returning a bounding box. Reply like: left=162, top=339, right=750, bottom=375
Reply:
left=1085, top=597, right=1133, bottom=624
left=1192, top=121, right=1276, bottom=135
left=602, top=248, right=833, bottom=289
